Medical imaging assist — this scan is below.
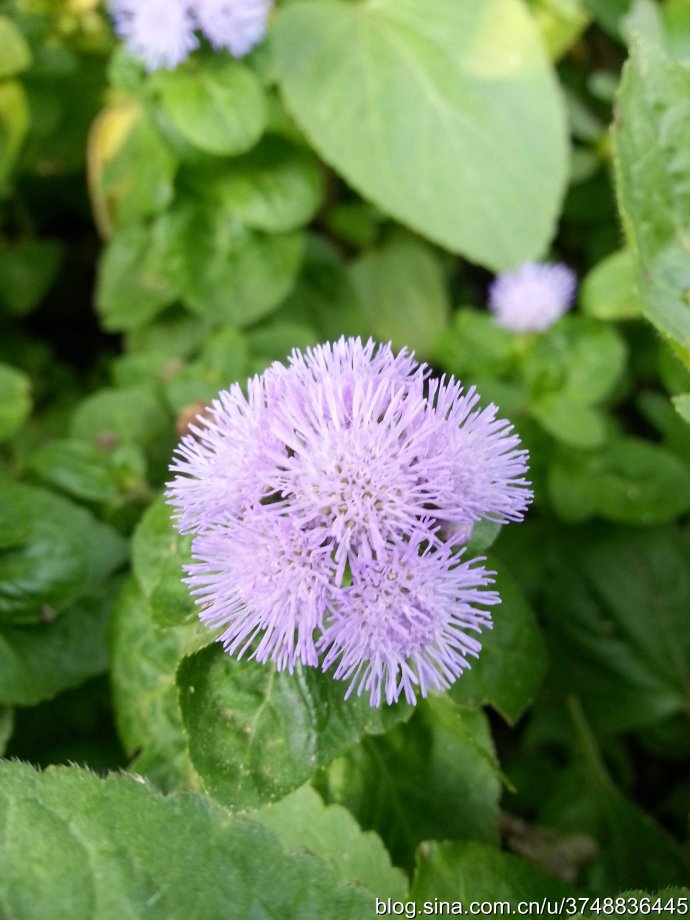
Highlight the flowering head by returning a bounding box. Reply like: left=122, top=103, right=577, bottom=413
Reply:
left=108, top=0, right=271, bottom=71
left=195, top=0, right=273, bottom=58
left=488, top=261, right=577, bottom=333
left=187, top=508, right=335, bottom=673
left=110, top=0, right=198, bottom=72
left=318, top=537, right=498, bottom=707
left=167, top=337, right=532, bottom=706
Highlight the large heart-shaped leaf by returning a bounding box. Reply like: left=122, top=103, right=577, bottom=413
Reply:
left=273, top=0, right=568, bottom=269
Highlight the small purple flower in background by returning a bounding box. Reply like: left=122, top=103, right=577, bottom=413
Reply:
left=108, top=0, right=271, bottom=71
left=167, top=337, right=532, bottom=706
left=195, top=0, right=273, bottom=58
left=488, top=261, right=577, bottom=333
left=110, top=0, right=198, bottom=72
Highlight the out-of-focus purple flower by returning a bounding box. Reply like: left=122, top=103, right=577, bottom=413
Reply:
left=195, top=0, right=272, bottom=57
left=108, top=0, right=271, bottom=71
left=110, top=0, right=198, bottom=72
left=167, top=337, right=532, bottom=706
left=488, top=262, right=577, bottom=333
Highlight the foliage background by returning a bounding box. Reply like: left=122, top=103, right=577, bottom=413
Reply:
left=0, top=0, right=689, bottom=914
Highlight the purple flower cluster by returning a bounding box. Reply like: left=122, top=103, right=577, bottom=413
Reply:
left=167, top=338, right=532, bottom=706
left=489, top=262, right=577, bottom=333
left=109, top=0, right=272, bottom=71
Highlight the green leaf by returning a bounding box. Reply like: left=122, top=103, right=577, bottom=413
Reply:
left=278, top=235, right=370, bottom=341
left=96, top=221, right=180, bottom=331
left=542, top=525, right=690, bottom=733
left=0, top=481, right=128, bottom=626
left=0, top=79, right=28, bottom=191
left=451, top=561, right=548, bottom=724
left=131, top=497, right=195, bottom=628
left=0, top=360, right=31, bottom=441
left=29, top=438, right=146, bottom=503
left=548, top=437, right=690, bottom=524
left=525, top=317, right=627, bottom=405
left=177, top=643, right=412, bottom=810
left=580, top=248, right=643, bottom=320
left=612, top=35, right=690, bottom=353
left=560, top=319, right=627, bottom=403
left=163, top=326, right=248, bottom=412
left=325, top=201, right=384, bottom=247
left=0, top=240, right=63, bottom=316
left=0, top=582, right=119, bottom=706
left=528, top=0, right=591, bottom=60
left=540, top=701, right=690, bottom=890
left=588, top=71, right=621, bottom=103
left=0, top=510, right=89, bottom=624
left=17, top=49, right=104, bottom=174
left=565, top=86, right=607, bottom=144
left=246, top=320, right=319, bottom=368
left=155, top=58, right=266, bottom=156
left=621, top=0, right=665, bottom=50
left=107, top=47, right=146, bottom=93
left=90, top=104, right=177, bottom=231
left=0, top=761, right=374, bottom=920
left=465, top=519, right=503, bottom=555
left=470, top=377, right=531, bottom=419
left=112, top=351, right=181, bottom=392
left=126, top=311, right=210, bottom=359
left=252, top=784, right=407, bottom=900
left=663, top=0, right=690, bottom=65
left=29, top=439, right=120, bottom=502
left=658, top=340, right=690, bottom=395
left=273, top=0, right=568, bottom=270
left=672, top=393, right=690, bottom=424
left=349, top=234, right=450, bottom=359
left=410, top=840, right=575, bottom=904
left=70, top=385, right=169, bottom=451
left=317, top=697, right=501, bottom=872
left=584, top=0, right=630, bottom=39
left=569, top=147, right=600, bottom=184
left=531, top=393, right=607, bottom=448
left=637, top=390, right=690, bottom=458
left=168, top=203, right=304, bottom=326
left=0, top=706, right=12, bottom=756
left=0, top=16, right=31, bottom=78
left=0, top=484, right=29, bottom=549
left=109, top=578, right=202, bottom=791
left=434, top=309, right=626, bottom=414
left=434, top=309, right=517, bottom=380
left=191, top=135, right=324, bottom=233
